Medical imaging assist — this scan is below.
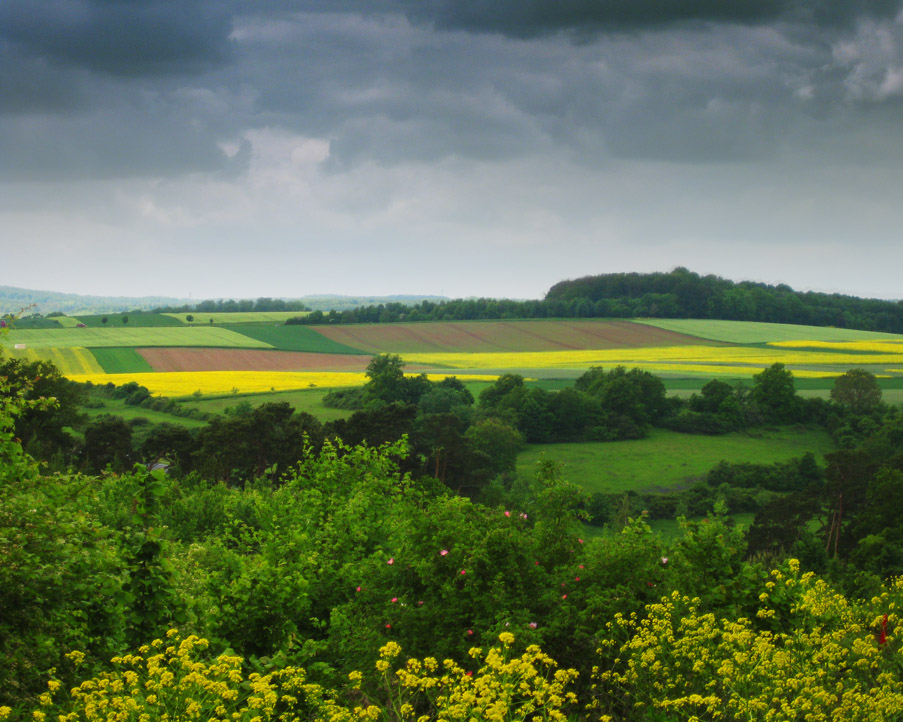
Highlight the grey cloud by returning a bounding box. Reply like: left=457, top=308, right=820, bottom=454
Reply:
left=397, top=0, right=903, bottom=37
left=0, top=0, right=234, bottom=76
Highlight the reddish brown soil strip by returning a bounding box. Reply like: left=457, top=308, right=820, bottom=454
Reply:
left=315, top=320, right=716, bottom=354
left=137, top=348, right=374, bottom=372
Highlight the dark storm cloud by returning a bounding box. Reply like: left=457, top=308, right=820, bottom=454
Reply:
left=0, top=0, right=234, bottom=76
left=397, top=0, right=903, bottom=36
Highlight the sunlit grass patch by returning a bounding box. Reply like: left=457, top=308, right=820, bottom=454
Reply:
left=5, top=346, right=105, bottom=374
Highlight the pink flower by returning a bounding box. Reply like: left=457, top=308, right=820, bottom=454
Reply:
left=440, top=549, right=448, bottom=556
left=578, top=564, right=584, bottom=569
left=529, top=622, right=537, bottom=629
left=504, top=510, right=511, bottom=517
left=661, top=556, right=669, bottom=565
left=575, top=576, right=581, bottom=581
left=385, top=623, right=392, bottom=629
left=534, top=561, right=539, bottom=566
left=561, top=594, right=567, bottom=600
left=577, top=538, right=583, bottom=544
left=356, top=586, right=362, bottom=592
left=467, top=629, right=473, bottom=636
left=417, top=601, right=424, bottom=606
left=387, top=557, right=394, bottom=565
left=460, top=569, right=466, bottom=575
left=391, top=597, right=398, bottom=603
left=520, top=513, right=528, bottom=519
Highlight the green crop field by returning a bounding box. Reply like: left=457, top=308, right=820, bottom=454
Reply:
left=89, top=348, right=155, bottom=374
left=5, top=346, right=105, bottom=374
left=225, top=324, right=366, bottom=354
left=164, top=311, right=309, bottom=324
left=71, top=314, right=184, bottom=328
left=83, top=396, right=208, bottom=429
left=5, top=326, right=273, bottom=349
left=5, top=317, right=63, bottom=329
left=175, top=387, right=354, bottom=422
left=635, top=318, right=903, bottom=344
left=516, top=426, right=835, bottom=494
left=53, top=316, right=82, bottom=328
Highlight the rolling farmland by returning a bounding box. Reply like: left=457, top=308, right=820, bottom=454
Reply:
left=6, top=316, right=903, bottom=400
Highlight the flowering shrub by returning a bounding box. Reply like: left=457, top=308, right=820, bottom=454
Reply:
left=29, top=631, right=577, bottom=722
left=591, top=559, right=903, bottom=721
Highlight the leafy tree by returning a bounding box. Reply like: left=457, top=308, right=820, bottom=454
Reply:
left=831, top=368, right=882, bottom=414
left=122, top=315, right=129, bottom=325
left=82, top=415, right=135, bottom=473
left=101, top=316, right=108, bottom=325
left=750, top=363, right=801, bottom=423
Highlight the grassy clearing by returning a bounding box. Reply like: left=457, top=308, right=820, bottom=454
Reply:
left=164, top=311, right=309, bottom=324
left=5, top=326, right=272, bottom=349
left=515, top=426, right=835, bottom=494
left=635, top=318, right=903, bottom=344
left=176, top=387, right=354, bottom=422
left=83, top=396, right=208, bottom=428
left=70, top=313, right=184, bottom=328
left=4, top=346, right=104, bottom=374
left=225, top=324, right=366, bottom=354
left=89, top=348, right=155, bottom=374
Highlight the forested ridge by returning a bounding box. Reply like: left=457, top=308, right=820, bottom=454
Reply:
left=286, top=268, right=903, bottom=332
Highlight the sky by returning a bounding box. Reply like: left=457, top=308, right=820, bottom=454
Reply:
left=3, top=0, right=903, bottom=302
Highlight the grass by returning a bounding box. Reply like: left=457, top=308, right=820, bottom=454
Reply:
left=5, top=326, right=273, bottom=349
left=5, top=317, right=63, bottom=329
left=70, top=313, right=185, bottom=327
left=90, top=348, right=155, bottom=374
left=635, top=319, right=903, bottom=344
left=4, top=347, right=104, bottom=374
left=83, top=396, right=208, bottom=429
left=515, top=426, right=835, bottom=494
left=224, top=324, right=366, bottom=354
left=164, top=311, right=309, bottom=324
left=176, top=387, right=354, bottom=422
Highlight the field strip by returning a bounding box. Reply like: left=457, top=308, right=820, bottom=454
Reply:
left=5, top=326, right=273, bottom=349
left=162, top=311, right=309, bottom=324
left=136, top=347, right=374, bottom=372
left=768, top=340, right=903, bottom=352
left=399, top=346, right=903, bottom=369
left=5, top=346, right=105, bottom=374
left=634, top=318, right=903, bottom=344
left=64, top=371, right=502, bottom=397
left=314, top=319, right=712, bottom=353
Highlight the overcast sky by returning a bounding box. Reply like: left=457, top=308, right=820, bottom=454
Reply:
left=3, top=1, right=903, bottom=301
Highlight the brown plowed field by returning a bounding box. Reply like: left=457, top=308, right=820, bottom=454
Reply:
left=314, top=320, right=718, bottom=353
left=137, top=348, right=375, bottom=372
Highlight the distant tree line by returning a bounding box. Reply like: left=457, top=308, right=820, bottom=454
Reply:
left=286, top=268, right=903, bottom=333
left=153, top=297, right=310, bottom=314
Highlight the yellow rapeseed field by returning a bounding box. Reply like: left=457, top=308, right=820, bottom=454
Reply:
left=66, top=371, right=501, bottom=397
left=401, top=346, right=903, bottom=370
left=770, top=339, right=903, bottom=353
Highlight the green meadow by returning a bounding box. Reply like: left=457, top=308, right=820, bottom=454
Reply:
left=6, top=326, right=272, bottom=349
left=164, top=311, right=309, bottom=324
left=516, top=426, right=835, bottom=494
left=224, top=324, right=366, bottom=353
left=89, top=347, right=155, bottom=373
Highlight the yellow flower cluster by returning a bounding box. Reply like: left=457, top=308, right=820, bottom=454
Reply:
left=34, top=630, right=364, bottom=722
left=769, top=339, right=903, bottom=353
left=592, top=563, right=903, bottom=721
left=33, top=632, right=576, bottom=722
left=374, top=633, right=579, bottom=722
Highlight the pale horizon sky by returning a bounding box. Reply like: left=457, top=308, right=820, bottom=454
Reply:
left=3, top=1, right=903, bottom=302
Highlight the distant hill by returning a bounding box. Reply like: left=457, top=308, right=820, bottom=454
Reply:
left=0, top=286, right=194, bottom=316
left=0, top=285, right=448, bottom=317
